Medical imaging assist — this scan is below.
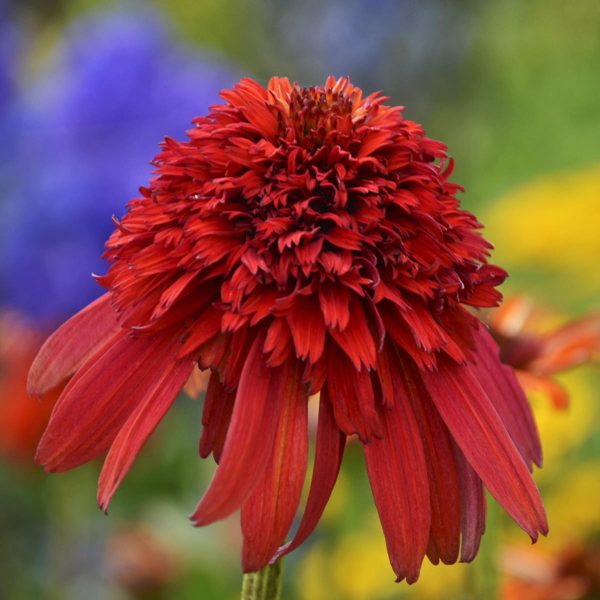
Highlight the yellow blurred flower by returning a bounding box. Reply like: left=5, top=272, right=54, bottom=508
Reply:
left=531, top=370, right=598, bottom=480
left=543, top=461, right=600, bottom=548
left=298, top=511, right=469, bottom=600
left=485, top=163, right=600, bottom=304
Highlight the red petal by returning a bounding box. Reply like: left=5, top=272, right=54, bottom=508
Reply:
left=97, top=357, right=194, bottom=511
left=470, top=325, right=542, bottom=468
left=199, top=372, right=235, bottom=462
left=220, top=327, right=253, bottom=391
left=286, top=296, right=326, bottom=363
left=422, top=357, right=548, bottom=540
left=379, top=302, right=436, bottom=370
left=454, top=443, right=487, bottom=563
left=326, top=347, right=382, bottom=442
left=324, top=225, right=363, bottom=251
left=241, top=362, right=308, bottom=571
left=375, top=342, right=396, bottom=407
left=177, top=305, right=223, bottom=358
left=400, top=300, right=450, bottom=354
left=190, top=332, right=290, bottom=526
left=318, top=281, right=350, bottom=330
left=27, top=293, right=119, bottom=396
left=264, top=318, right=293, bottom=367
left=329, top=297, right=377, bottom=370
left=273, top=389, right=346, bottom=560
left=36, top=329, right=183, bottom=472
left=363, top=388, right=430, bottom=583
left=396, top=353, right=461, bottom=565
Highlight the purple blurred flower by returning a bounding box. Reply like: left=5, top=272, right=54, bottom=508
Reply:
left=0, top=8, right=237, bottom=326
left=0, top=2, right=20, bottom=113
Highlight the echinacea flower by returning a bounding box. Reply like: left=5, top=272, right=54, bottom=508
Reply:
left=29, top=76, right=547, bottom=583
left=487, top=296, right=600, bottom=410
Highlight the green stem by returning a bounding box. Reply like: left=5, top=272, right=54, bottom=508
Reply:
left=240, top=560, right=284, bottom=600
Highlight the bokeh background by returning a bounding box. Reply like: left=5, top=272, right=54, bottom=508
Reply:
left=1, top=1, right=599, bottom=598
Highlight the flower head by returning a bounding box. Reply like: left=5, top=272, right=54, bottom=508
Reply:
left=29, top=76, right=547, bottom=582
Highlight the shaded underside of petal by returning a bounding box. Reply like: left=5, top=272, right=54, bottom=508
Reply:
left=396, top=351, right=461, bottom=565
left=199, top=371, right=235, bottom=462
left=453, top=442, right=487, bottom=563
left=363, top=385, right=431, bottom=583
left=241, top=361, right=308, bottom=572
left=286, top=296, right=326, bottom=364
left=329, top=296, right=377, bottom=370
left=36, top=328, right=185, bottom=472
left=97, top=356, right=195, bottom=511
left=422, top=357, right=547, bottom=541
left=273, top=388, right=346, bottom=561
left=326, top=345, right=382, bottom=442
left=469, top=325, right=543, bottom=468
left=191, top=330, right=290, bottom=526
left=27, top=293, right=119, bottom=396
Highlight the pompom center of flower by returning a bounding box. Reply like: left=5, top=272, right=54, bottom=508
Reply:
left=286, top=82, right=361, bottom=146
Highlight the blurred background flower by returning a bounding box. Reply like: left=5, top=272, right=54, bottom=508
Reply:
left=0, top=6, right=236, bottom=327
left=0, top=313, right=58, bottom=463
left=486, top=296, right=600, bottom=409
left=0, top=1, right=598, bottom=598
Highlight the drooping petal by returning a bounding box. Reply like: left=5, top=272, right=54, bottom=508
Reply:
left=36, top=328, right=184, bottom=472
left=264, top=318, right=294, bottom=367
left=379, top=302, right=437, bottom=370
left=422, top=357, right=548, bottom=541
left=375, top=341, right=396, bottom=407
left=199, top=372, right=235, bottom=462
left=97, top=356, right=195, bottom=511
left=326, top=346, right=382, bottom=442
left=286, top=296, right=326, bottom=363
left=396, top=352, right=461, bottom=565
left=318, top=280, right=350, bottom=330
left=329, top=297, right=377, bottom=370
left=363, top=387, right=431, bottom=583
left=27, top=293, right=118, bottom=396
left=274, top=388, right=346, bottom=561
left=453, top=443, right=487, bottom=563
left=191, top=331, right=289, bottom=526
left=241, top=361, right=308, bottom=572
left=177, top=305, right=223, bottom=358
left=469, top=325, right=542, bottom=468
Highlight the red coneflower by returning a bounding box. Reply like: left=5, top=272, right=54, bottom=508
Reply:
left=28, top=76, right=547, bottom=583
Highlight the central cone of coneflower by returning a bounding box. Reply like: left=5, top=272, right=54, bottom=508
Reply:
left=29, top=76, right=547, bottom=583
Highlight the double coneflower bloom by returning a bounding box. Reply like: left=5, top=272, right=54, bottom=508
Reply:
left=29, top=77, right=547, bottom=583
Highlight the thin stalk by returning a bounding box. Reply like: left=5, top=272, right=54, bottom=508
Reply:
left=240, top=560, right=284, bottom=600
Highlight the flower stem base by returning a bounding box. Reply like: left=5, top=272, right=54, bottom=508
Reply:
left=241, top=560, right=284, bottom=600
